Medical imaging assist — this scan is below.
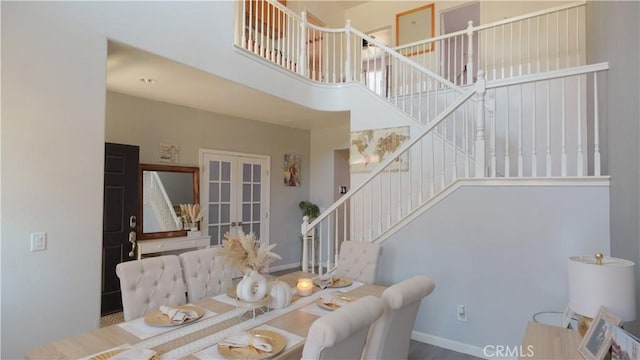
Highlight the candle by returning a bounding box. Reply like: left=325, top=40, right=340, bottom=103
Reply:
left=297, top=278, right=313, bottom=296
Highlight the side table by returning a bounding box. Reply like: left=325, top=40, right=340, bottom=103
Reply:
left=520, top=321, right=583, bottom=359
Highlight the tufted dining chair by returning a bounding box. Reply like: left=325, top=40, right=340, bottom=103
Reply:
left=361, top=275, right=436, bottom=360
left=301, top=296, right=384, bottom=360
left=178, top=247, right=233, bottom=302
left=115, top=255, right=187, bottom=321
left=333, top=241, right=381, bottom=284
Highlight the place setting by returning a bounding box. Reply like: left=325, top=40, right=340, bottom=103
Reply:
left=118, top=304, right=212, bottom=340
left=312, top=274, right=353, bottom=290
left=193, top=323, right=305, bottom=360
left=316, top=292, right=356, bottom=311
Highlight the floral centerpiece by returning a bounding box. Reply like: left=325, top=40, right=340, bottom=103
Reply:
left=180, top=203, right=203, bottom=231
left=218, top=231, right=281, bottom=303
left=218, top=231, right=281, bottom=274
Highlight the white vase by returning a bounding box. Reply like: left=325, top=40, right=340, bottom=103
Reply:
left=236, top=270, right=267, bottom=302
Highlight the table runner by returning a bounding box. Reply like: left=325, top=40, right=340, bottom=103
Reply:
left=157, top=282, right=364, bottom=359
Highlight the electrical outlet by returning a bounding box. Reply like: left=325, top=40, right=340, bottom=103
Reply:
left=457, top=305, right=467, bottom=321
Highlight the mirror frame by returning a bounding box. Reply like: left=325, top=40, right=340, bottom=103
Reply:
left=395, top=3, right=435, bottom=56
left=138, top=163, right=200, bottom=240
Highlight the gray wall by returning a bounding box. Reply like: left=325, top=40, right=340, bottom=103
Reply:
left=586, top=1, right=640, bottom=334
left=106, top=91, right=311, bottom=269
left=378, top=183, right=610, bottom=356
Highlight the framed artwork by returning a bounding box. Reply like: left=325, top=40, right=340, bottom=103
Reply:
left=578, top=306, right=623, bottom=360
left=396, top=3, right=435, bottom=55
left=350, top=126, right=409, bottom=173
left=284, top=154, right=301, bottom=187
left=562, top=305, right=574, bottom=328
left=159, top=143, right=180, bottom=163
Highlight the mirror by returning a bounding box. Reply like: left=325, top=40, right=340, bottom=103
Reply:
left=138, top=163, right=200, bottom=240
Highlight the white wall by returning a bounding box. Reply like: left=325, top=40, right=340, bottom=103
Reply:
left=105, top=91, right=311, bottom=269
left=2, top=2, right=108, bottom=357
left=586, top=1, right=640, bottom=335
left=377, top=183, right=610, bottom=356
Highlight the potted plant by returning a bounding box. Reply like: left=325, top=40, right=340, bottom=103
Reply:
left=298, top=201, right=320, bottom=220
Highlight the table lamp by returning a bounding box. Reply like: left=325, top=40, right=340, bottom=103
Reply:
left=568, top=253, right=636, bottom=336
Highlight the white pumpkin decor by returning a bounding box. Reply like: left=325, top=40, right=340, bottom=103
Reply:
left=268, top=280, right=294, bottom=309
left=236, top=270, right=268, bottom=303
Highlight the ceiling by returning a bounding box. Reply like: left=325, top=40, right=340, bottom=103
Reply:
left=106, top=41, right=349, bottom=130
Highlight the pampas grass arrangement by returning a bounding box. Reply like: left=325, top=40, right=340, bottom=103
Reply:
left=219, top=231, right=281, bottom=274
left=180, top=203, right=203, bottom=225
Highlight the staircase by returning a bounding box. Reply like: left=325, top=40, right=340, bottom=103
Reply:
left=235, top=0, right=607, bottom=275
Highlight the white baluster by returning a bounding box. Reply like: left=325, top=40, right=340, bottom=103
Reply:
left=577, top=75, right=584, bottom=176
left=475, top=70, right=487, bottom=178
left=594, top=74, right=601, bottom=176
left=518, top=84, right=523, bottom=177
left=504, top=87, right=510, bottom=177
left=532, top=83, right=537, bottom=177
left=299, top=11, right=307, bottom=77
left=561, top=78, right=567, bottom=176
left=546, top=81, right=552, bottom=176
left=301, top=216, right=309, bottom=272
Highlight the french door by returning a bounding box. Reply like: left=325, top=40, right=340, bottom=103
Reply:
left=200, top=149, right=270, bottom=246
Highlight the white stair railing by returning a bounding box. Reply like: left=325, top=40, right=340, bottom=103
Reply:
left=301, top=85, right=480, bottom=274
left=395, top=1, right=586, bottom=84
left=143, top=171, right=182, bottom=232
left=238, top=0, right=465, bottom=125
left=300, top=63, right=608, bottom=274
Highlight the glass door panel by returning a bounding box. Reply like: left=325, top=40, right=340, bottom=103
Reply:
left=201, top=151, right=269, bottom=246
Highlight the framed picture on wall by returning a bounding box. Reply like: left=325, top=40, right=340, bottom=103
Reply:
left=396, top=3, right=435, bottom=55
left=284, top=154, right=301, bottom=187
left=350, top=126, right=409, bottom=173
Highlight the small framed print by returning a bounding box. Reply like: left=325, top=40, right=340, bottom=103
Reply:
left=578, top=306, right=623, bottom=360
left=562, top=305, right=574, bottom=328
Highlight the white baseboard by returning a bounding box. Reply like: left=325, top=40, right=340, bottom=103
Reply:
left=268, top=262, right=300, bottom=273
left=411, top=330, right=487, bottom=359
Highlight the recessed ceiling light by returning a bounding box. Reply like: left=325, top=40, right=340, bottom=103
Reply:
left=139, top=77, right=157, bottom=85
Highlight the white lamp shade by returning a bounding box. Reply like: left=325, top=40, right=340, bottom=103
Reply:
left=568, top=255, right=636, bottom=321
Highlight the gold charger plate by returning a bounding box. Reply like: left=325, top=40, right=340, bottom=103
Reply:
left=218, top=329, right=287, bottom=360
left=143, top=305, right=204, bottom=327
left=316, top=298, right=341, bottom=311
left=329, top=277, right=352, bottom=288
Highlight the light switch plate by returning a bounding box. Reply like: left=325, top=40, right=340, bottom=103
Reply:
left=30, top=232, right=47, bottom=251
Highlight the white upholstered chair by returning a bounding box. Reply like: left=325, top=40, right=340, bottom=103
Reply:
left=115, top=255, right=187, bottom=321
left=301, top=295, right=384, bottom=360
left=361, top=275, right=436, bottom=360
left=334, top=241, right=381, bottom=284
left=179, top=247, right=233, bottom=302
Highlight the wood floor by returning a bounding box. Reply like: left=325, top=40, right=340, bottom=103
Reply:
left=408, top=341, right=481, bottom=360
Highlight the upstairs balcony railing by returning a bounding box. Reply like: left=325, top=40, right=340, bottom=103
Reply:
left=237, top=0, right=586, bottom=89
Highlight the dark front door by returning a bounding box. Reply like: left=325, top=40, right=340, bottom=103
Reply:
left=102, top=143, right=139, bottom=316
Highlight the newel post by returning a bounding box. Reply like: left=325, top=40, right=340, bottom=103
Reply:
left=301, top=215, right=309, bottom=272
left=345, top=19, right=352, bottom=82
left=475, top=70, right=487, bottom=178
left=466, top=20, right=474, bottom=85
left=299, top=11, right=308, bottom=77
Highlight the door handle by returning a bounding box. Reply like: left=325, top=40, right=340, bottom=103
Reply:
left=129, top=215, right=137, bottom=229
left=128, top=231, right=136, bottom=257
left=231, top=222, right=236, bottom=227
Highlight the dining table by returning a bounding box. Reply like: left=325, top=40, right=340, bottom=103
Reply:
left=25, top=271, right=386, bottom=360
